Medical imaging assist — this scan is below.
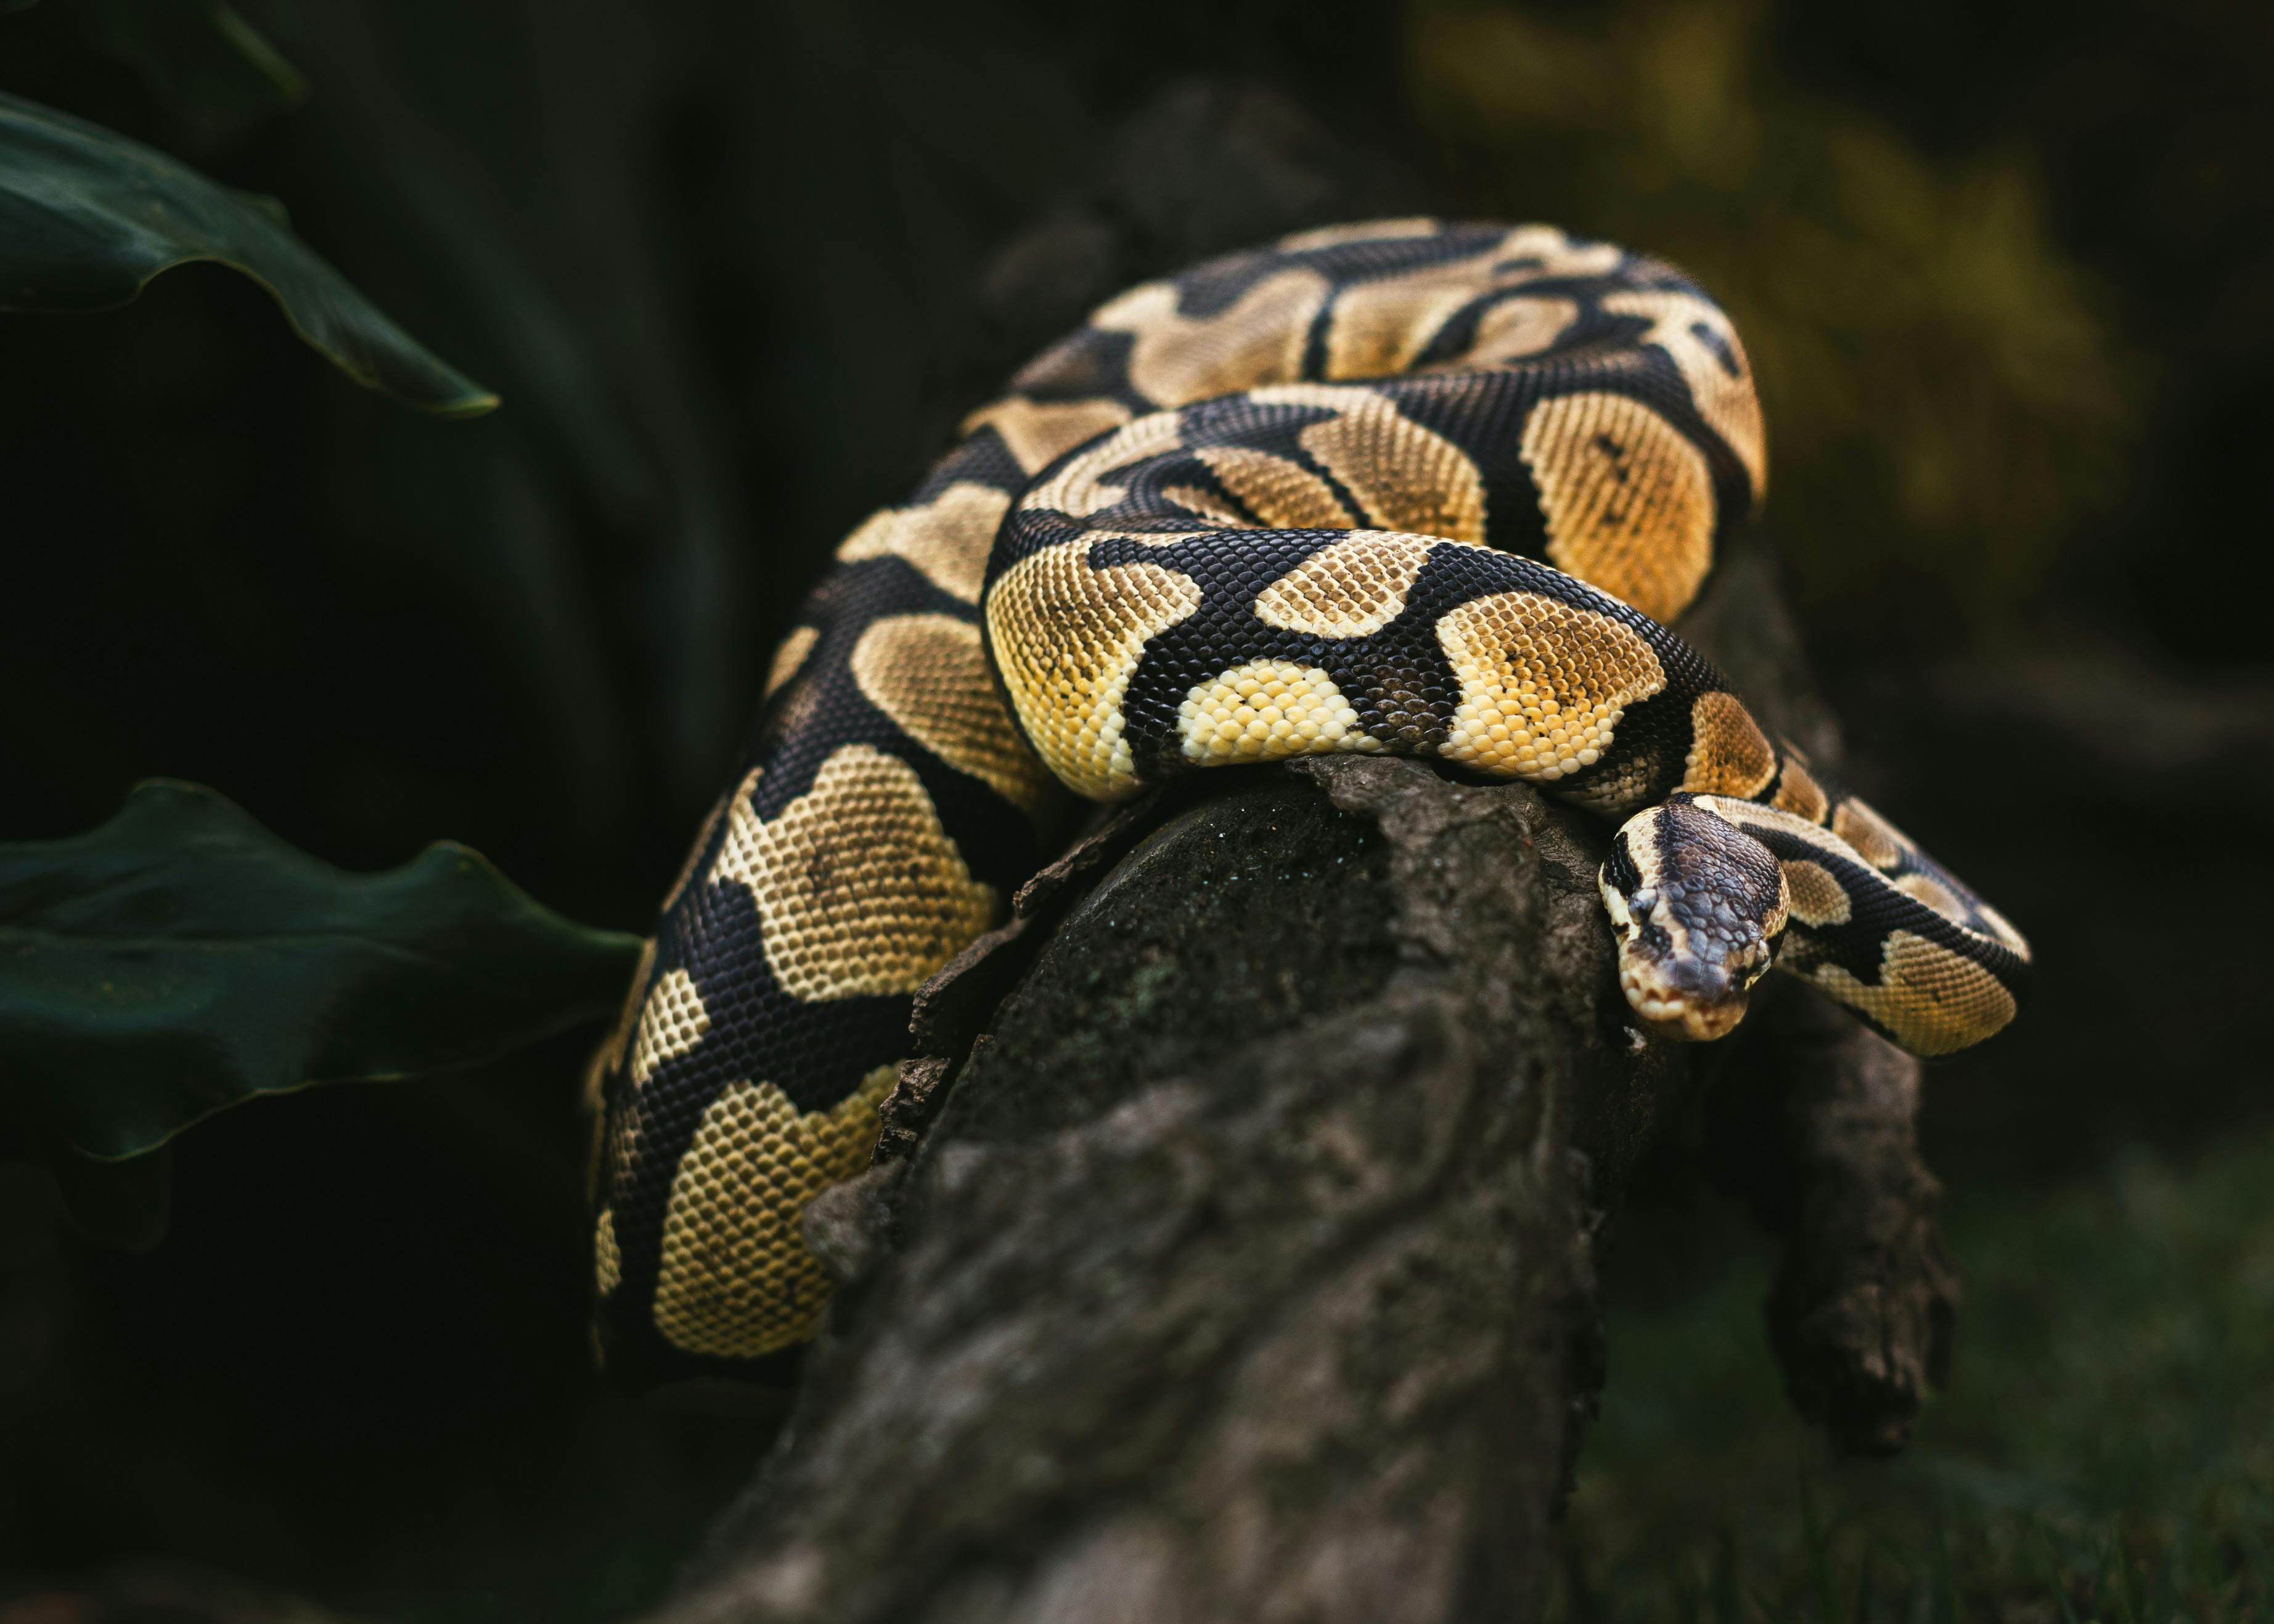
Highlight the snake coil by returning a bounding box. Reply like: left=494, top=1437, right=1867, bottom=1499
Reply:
left=586, top=219, right=2030, bottom=1381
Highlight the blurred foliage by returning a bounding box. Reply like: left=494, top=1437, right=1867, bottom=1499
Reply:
left=0, top=89, right=493, bottom=412
left=81, top=0, right=308, bottom=123
left=1554, top=1126, right=2274, bottom=1618
left=1409, top=0, right=2138, bottom=624
left=0, top=781, right=640, bottom=1160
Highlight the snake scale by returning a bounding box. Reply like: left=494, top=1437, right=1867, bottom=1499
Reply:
left=586, top=218, right=2031, bottom=1381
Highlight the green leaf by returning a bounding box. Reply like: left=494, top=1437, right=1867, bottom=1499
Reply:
left=0, top=91, right=497, bottom=414
left=0, top=781, right=641, bottom=1160
left=83, top=0, right=310, bottom=122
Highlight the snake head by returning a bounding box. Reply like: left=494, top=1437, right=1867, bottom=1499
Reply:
left=1598, top=794, right=1791, bottom=1042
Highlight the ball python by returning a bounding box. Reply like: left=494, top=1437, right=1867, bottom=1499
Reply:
left=586, top=218, right=2030, bottom=1381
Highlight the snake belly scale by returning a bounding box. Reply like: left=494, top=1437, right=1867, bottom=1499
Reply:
left=587, top=219, right=2031, bottom=1379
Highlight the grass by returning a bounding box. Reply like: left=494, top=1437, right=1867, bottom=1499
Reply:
left=1553, top=1128, right=2274, bottom=1622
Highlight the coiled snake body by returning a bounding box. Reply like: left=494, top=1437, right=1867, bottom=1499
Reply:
left=589, top=219, right=2029, bottom=1379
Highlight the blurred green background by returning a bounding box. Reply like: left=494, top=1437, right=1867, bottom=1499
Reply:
left=2, top=0, right=2270, bottom=1617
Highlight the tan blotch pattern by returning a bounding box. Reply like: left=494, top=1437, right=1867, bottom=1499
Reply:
left=1021, top=410, right=1185, bottom=520
left=1772, top=757, right=1831, bottom=824
left=1801, top=934, right=2018, bottom=1058
left=1092, top=267, right=1330, bottom=406
left=600, top=1082, right=646, bottom=1239
left=711, top=745, right=998, bottom=1002
left=1436, top=587, right=1668, bottom=780
left=1495, top=224, right=1625, bottom=280
left=1251, top=384, right=1489, bottom=544
left=1277, top=216, right=1439, bottom=251
left=1603, top=289, right=1768, bottom=500
left=1253, top=532, right=1438, bottom=639
left=1322, top=248, right=1523, bottom=380
left=1895, top=871, right=1970, bottom=928
left=1454, top=296, right=1579, bottom=369
left=650, top=1063, right=898, bottom=1358
left=836, top=482, right=1010, bottom=605
left=850, top=614, right=1056, bottom=815
left=1780, top=859, right=1852, bottom=927
left=1682, top=691, right=1779, bottom=798
left=1699, top=794, right=2026, bottom=1048
left=1306, top=222, right=1609, bottom=380
left=1177, top=661, right=1377, bottom=768
left=628, top=966, right=711, bottom=1089
left=594, top=1206, right=620, bottom=1297
left=959, top=396, right=1133, bottom=475
left=1831, top=799, right=1910, bottom=872
left=764, top=626, right=819, bottom=700
left=986, top=543, right=1205, bottom=799
left=1192, top=445, right=1357, bottom=530
left=1521, top=390, right=1716, bottom=624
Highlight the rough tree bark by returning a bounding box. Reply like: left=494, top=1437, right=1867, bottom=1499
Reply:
left=641, top=545, right=1960, bottom=1624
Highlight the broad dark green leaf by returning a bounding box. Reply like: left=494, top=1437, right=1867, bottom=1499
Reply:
left=0, top=781, right=642, bottom=1160
left=0, top=90, right=497, bottom=414
left=83, top=0, right=310, bottom=123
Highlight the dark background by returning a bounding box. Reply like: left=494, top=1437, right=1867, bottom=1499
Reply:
left=2, top=1, right=2270, bottom=1617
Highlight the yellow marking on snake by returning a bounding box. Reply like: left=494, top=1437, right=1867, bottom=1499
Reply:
left=1320, top=247, right=1522, bottom=379
left=1781, top=859, right=1851, bottom=926
left=851, top=614, right=1057, bottom=815
left=1178, top=661, right=1376, bottom=767
left=1832, top=799, right=1909, bottom=871
left=1278, top=216, right=1439, bottom=251
left=1895, top=871, right=1970, bottom=927
left=1249, top=383, right=1488, bottom=544
left=986, top=542, right=1204, bottom=799
left=1683, top=691, right=1779, bottom=798
left=1092, top=267, right=1330, bottom=406
left=959, top=396, right=1133, bottom=475
left=599, top=1078, right=649, bottom=1251
left=713, top=745, right=999, bottom=1001
left=1801, top=934, right=2019, bottom=1058
left=1772, top=757, right=1831, bottom=823
left=1494, top=224, right=1625, bottom=279
left=628, top=966, right=711, bottom=1090
left=836, top=482, right=1010, bottom=604
left=1521, top=391, right=1715, bottom=624
left=1602, top=289, right=1768, bottom=499
left=1436, top=587, right=1667, bottom=780
left=650, top=1063, right=898, bottom=1358
left=1450, top=296, right=1579, bottom=369
left=1310, top=221, right=1609, bottom=380
left=764, top=627, right=819, bottom=700
left=1020, top=410, right=1184, bottom=518
left=594, top=1206, right=620, bottom=1297
left=1193, top=445, right=1357, bottom=529
left=1253, top=532, right=1438, bottom=639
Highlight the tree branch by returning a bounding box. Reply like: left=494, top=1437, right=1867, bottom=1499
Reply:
left=649, top=544, right=1959, bottom=1623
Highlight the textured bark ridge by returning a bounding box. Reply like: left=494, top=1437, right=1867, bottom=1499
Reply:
left=650, top=546, right=1958, bottom=1624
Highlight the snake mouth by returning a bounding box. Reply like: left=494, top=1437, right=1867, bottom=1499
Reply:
left=1616, top=957, right=1756, bottom=1042
left=1601, top=877, right=1778, bottom=1043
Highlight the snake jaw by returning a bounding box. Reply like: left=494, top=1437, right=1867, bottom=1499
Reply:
left=1600, top=801, right=1792, bottom=1043
left=1603, top=884, right=1763, bottom=1042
